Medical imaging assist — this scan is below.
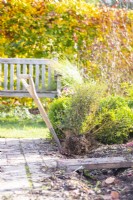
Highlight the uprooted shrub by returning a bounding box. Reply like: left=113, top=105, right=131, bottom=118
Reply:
left=63, top=83, right=106, bottom=135
left=49, top=82, right=105, bottom=135
left=48, top=82, right=106, bottom=154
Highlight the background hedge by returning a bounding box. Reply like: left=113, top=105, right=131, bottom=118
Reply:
left=1, top=0, right=133, bottom=90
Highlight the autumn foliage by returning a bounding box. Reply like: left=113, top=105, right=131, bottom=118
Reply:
left=0, top=0, right=133, bottom=87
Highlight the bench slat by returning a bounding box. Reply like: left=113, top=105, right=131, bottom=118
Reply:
left=29, top=64, right=33, bottom=78
left=17, top=64, right=21, bottom=90
left=35, top=64, right=39, bottom=91
left=22, top=64, right=27, bottom=90
left=4, top=64, right=8, bottom=90
left=48, top=66, right=51, bottom=90
left=0, top=58, right=53, bottom=65
left=42, top=64, right=46, bottom=91
left=0, top=90, right=57, bottom=98
left=10, top=64, right=14, bottom=90
left=0, top=63, right=2, bottom=86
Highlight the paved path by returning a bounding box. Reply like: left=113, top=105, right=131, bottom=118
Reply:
left=0, top=138, right=64, bottom=200
left=0, top=138, right=109, bottom=200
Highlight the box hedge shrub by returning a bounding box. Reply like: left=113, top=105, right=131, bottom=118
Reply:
left=83, top=95, right=133, bottom=144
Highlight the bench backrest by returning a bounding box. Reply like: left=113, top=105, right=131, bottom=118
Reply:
left=0, top=58, right=60, bottom=98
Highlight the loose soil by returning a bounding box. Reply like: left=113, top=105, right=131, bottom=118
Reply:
left=41, top=142, right=133, bottom=200
left=79, top=143, right=133, bottom=200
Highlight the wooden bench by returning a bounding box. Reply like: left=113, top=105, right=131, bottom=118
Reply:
left=0, top=58, right=61, bottom=98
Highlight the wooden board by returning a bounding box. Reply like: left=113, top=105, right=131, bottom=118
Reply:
left=0, top=58, right=55, bottom=65
left=57, top=156, right=133, bottom=171
left=0, top=91, right=57, bottom=98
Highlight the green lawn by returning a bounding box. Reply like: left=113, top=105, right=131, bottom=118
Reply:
left=0, top=118, right=50, bottom=138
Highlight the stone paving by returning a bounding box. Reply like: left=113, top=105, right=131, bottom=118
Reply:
left=0, top=138, right=64, bottom=200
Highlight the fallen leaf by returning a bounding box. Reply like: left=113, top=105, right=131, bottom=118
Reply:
left=111, top=191, right=119, bottom=199
left=126, top=141, right=133, bottom=147
left=105, top=177, right=115, bottom=184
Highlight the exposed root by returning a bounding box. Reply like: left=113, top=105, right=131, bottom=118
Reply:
left=62, top=133, right=97, bottom=155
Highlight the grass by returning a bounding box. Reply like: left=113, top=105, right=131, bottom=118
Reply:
left=0, top=118, right=50, bottom=138
left=86, top=0, right=99, bottom=5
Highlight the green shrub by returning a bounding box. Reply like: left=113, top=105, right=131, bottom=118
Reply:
left=125, top=84, right=133, bottom=109
left=95, top=108, right=133, bottom=144
left=99, top=95, right=128, bottom=111
left=83, top=95, right=133, bottom=144
left=48, top=82, right=105, bottom=137
left=128, top=100, right=133, bottom=109
left=48, top=96, right=71, bottom=137
left=65, top=82, right=106, bottom=134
